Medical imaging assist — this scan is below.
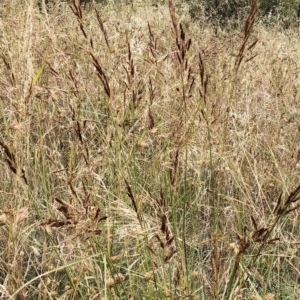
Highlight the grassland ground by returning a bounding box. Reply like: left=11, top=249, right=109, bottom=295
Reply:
left=0, top=0, right=299, bottom=299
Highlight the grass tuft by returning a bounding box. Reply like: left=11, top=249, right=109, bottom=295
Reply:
left=0, top=0, right=299, bottom=299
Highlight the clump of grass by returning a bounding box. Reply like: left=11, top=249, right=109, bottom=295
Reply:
left=0, top=0, right=299, bottom=299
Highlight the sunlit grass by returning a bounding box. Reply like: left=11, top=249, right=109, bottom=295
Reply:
left=0, top=0, right=299, bottom=299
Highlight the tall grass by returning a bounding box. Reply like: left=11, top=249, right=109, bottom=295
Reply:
left=0, top=0, right=299, bottom=299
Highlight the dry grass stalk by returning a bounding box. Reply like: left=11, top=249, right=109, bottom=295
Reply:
left=234, top=0, right=258, bottom=73
left=0, top=0, right=299, bottom=298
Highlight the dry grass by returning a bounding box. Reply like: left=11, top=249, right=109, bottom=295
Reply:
left=0, top=0, right=299, bottom=299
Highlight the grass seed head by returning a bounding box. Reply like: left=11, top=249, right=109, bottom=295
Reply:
left=264, top=294, right=275, bottom=300
left=107, top=277, right=115, bottom=288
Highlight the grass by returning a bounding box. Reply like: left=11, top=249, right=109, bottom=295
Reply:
left=0, top=0, right=299, bottom=299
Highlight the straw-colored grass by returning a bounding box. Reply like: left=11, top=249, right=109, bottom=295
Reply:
left=0, top=0, right=299, bottom=299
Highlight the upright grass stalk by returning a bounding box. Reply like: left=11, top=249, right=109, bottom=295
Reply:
left=222, top=0, right=258, bottom=151
left=168, top=0, right=195, bottom=289
left=0, top=0, right=299, bottom=298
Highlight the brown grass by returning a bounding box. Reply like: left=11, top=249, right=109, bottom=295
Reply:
left=0, top=0, right=299, bottom=299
